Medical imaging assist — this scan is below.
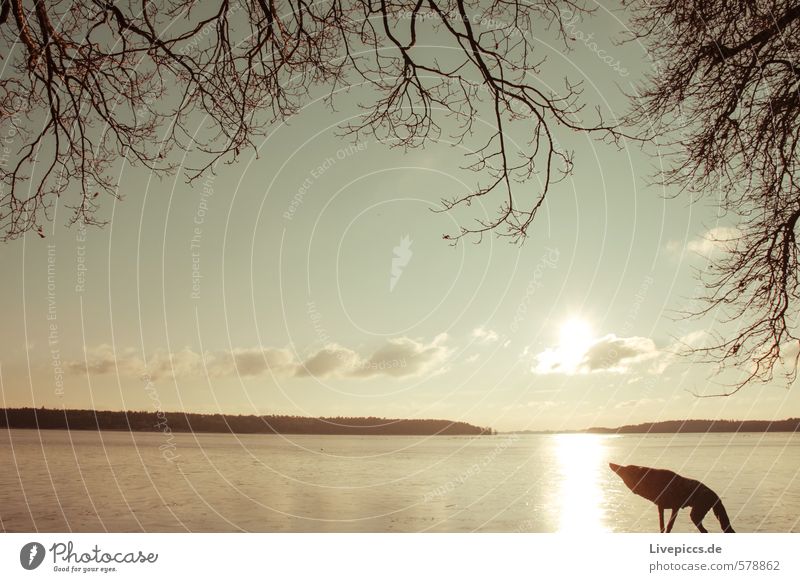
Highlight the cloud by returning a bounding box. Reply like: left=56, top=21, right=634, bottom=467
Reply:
left=665, top=227, right=740, bottom=258
left=66, top=344, right=212, bottom=380
left=582, top=335, right=658, bottom=372
left=294, top=344, right=360, bottom=378
left=207, top=347, right=298, bottom=377
left=352, top=334, right=451, bottom=378
left=614, top=397, right=666, bottom=409
left=69, top=336, right=451, bottom=381
left=70, top=344, right=143, bottom=376
left=471, top=327, right=499, bottom=344
left=532, top=333, right=659, bottom=375
left=648, top=330, right=711, bottom=374
left=676, top=330, right=709, bottom=350
left=687, top=226, right=740, bottom=257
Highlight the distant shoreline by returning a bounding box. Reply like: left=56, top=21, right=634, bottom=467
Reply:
left=3, top=409, right=798, bottom=436
left=507, top=418, right=800, bottom=435
left=0, top=407, right=494, bottom=436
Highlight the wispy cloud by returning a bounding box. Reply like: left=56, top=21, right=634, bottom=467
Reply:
left=208, top=347, right=298, bottom=377
left=649, top=330, right=710, bottom=374
left=294, top=334, right=450, bottom=378
left=352, top=334, right=451, bottom=378
left=687, top=226, right=740, bottom=256
left=582, top=335, right=659, bottom=372
left=471, top=326, right=499, bottom=344
left=532, top=333, right=659, bottom=375
left=68, top=336, right=452, bottom=381
left=74, top=344, right=143, bottom=376
left=668, top=226, right=740, bottom=258
left=69, top=345, right=295, bottom=380
left=614, top=397, right=666, bottom=409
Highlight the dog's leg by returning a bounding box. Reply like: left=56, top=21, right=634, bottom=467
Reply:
left=658, top=506, right=665, bottom=533
left=666, top=509, right=679, bottom=533
left=690, top=506, right=709, bottom=533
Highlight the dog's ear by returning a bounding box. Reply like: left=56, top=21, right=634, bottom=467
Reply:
left=609, top=463, right=623, bottom=474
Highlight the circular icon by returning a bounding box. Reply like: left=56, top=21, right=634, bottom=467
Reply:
left=19, top=542, right=46, bottom=570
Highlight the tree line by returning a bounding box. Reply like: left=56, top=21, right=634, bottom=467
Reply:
left=586, top=418, right=800, bottom=434
left=0, top=407, right=494, bottom=436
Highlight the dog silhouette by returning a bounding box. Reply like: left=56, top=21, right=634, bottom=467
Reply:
left=609, top=463, right=735, bottom=533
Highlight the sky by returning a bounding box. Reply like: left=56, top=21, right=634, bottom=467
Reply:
left=1, top=2, right=798, bottom=432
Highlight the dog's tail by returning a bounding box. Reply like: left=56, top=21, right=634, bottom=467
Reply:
left=713, top=500, right=735, bottom=533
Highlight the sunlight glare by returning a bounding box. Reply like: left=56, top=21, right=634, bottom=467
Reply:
left=556, top=318, right=594, bottom=371
left=559, top=317, right=593, bottom=346
left=554, top=433, right=609, bottom=532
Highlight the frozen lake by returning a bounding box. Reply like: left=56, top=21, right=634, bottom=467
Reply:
left=1, top=429, right=797, bottom=532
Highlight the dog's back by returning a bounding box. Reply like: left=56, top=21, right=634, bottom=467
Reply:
left=609, top=463, right=714, bottom=509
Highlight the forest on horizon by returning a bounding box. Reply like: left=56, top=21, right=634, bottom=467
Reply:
left=0, top=407, right=494, bottom=436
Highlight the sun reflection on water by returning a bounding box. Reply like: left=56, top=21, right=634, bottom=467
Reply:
left=554, top=434, right=609, bottom=532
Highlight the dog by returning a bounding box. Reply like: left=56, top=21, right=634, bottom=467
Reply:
left=609, top=463, right=735, bottom=533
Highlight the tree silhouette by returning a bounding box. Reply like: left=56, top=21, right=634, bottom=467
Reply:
left=0, top=407, right=492, bottom=435
left=623, top=0, right=800, bottom=391
left=5, top=1, right=800, bottom=390
left=0, top=0, right=620, bottom=242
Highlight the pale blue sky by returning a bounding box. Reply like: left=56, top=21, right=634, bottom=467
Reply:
left=1, top=3, right=797, bottom=431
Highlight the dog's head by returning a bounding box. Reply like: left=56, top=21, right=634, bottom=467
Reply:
left=608, top=463, right=652, bottom=492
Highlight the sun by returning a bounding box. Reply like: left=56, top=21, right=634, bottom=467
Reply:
left=556, top=317, right=594, bottom=370
left=559, top=317, right=593, bottom=347
left=533, top=317, right=597, bottom=374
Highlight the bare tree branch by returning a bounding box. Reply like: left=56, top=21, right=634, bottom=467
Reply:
left=623, top=0, right=800, bottom=389
left=0, top=0, right=622, bottom=243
